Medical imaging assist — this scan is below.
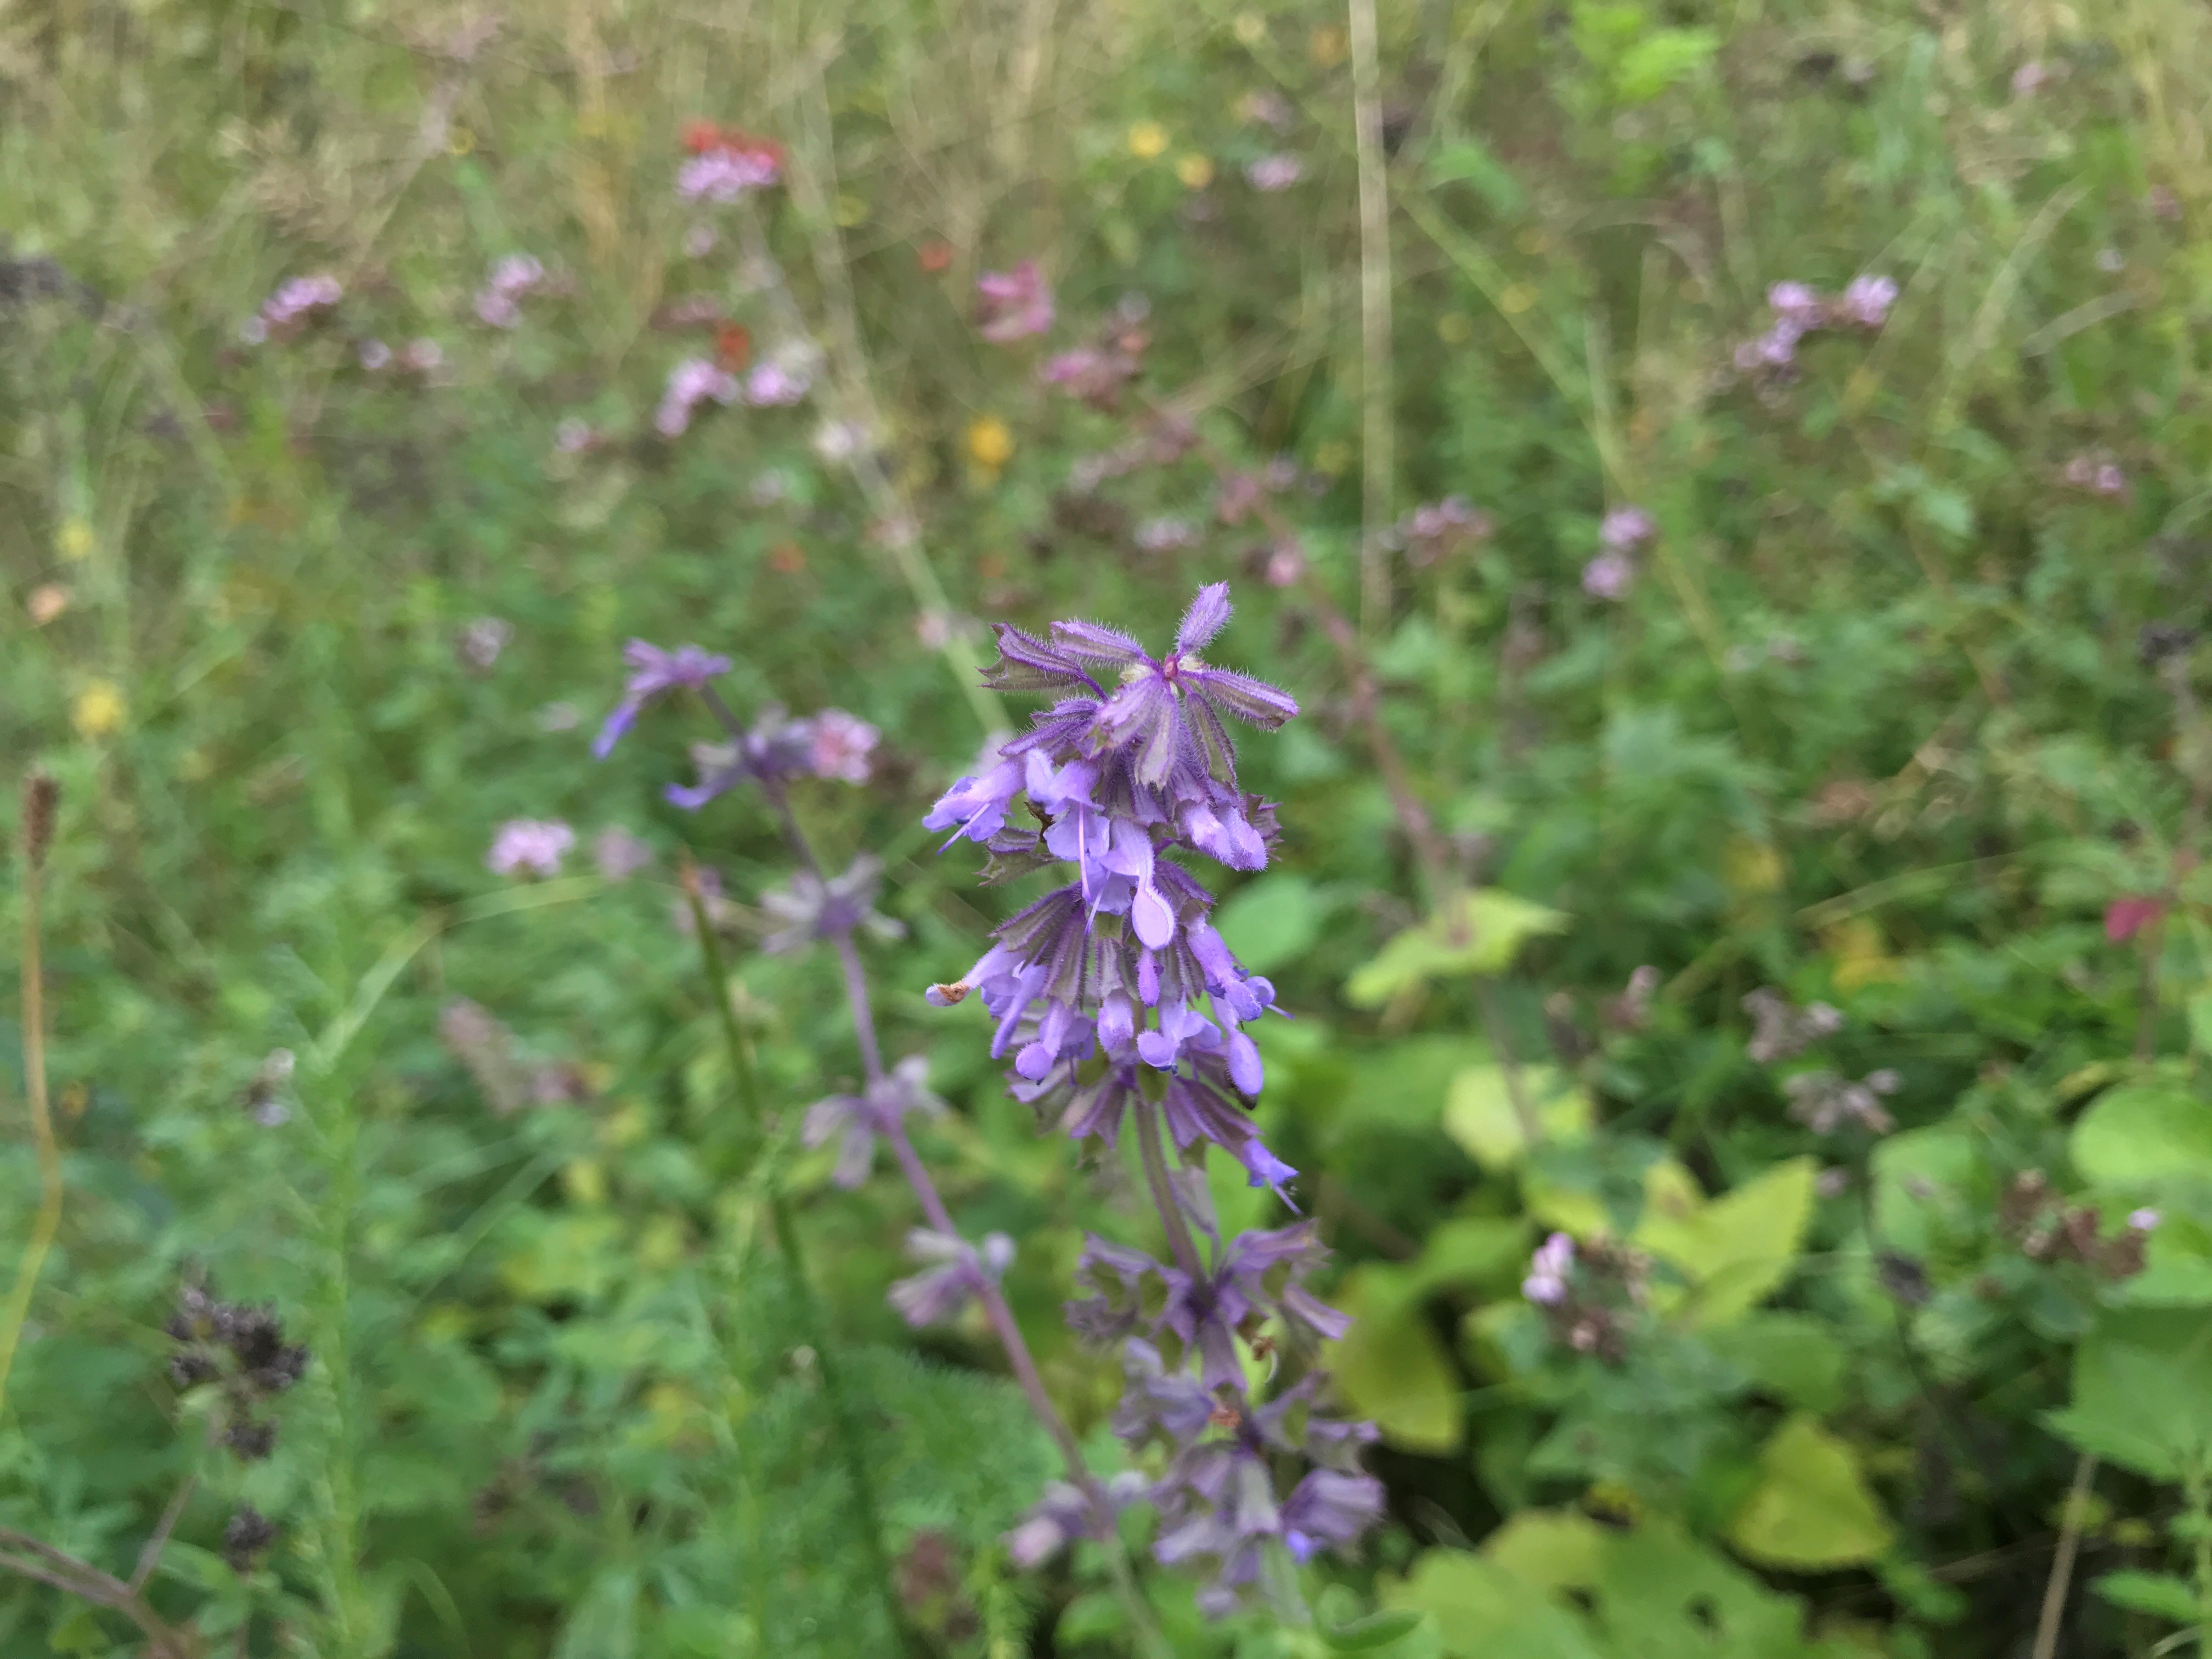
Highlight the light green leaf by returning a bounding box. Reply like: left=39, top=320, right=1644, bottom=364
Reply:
left=2071, top=1082, right=2212, bottom=1191
left=1424, top=139, right=1526, bottom=217
left=1322, top=1607, right=1429, bottom=1651
left=1725, top=1416, right=1895, bottom=1571
left=1344, top=889, right=1568, bottom=1008
left=1405, top=1217, right=1532, bottom=1299
left=2091, top=1570, right=2198, bottom=1624
left=1444, top=1065, right=1593, bottom=1171
left=1634, top=1158, right=1815, bottom=1327
left=2047, top=1308, right=2212, bottom=1481
left=1612, top=26, right=1718, bottom=103
left=1703, top=1314, right=1848, bottom=1412
left=1482, top=1509, right=1608, bottom=1591
left=1215, top=873, right=1329, bottom=975
left=1330, top=1269, right=1464, bottom=1454
left=1383, top=1550, right=1602, bottom=1659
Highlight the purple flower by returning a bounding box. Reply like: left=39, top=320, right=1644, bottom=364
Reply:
left=663, top=707, right=821, bottom=810
left=2130, top=1208, right=2163, bottom=1233
left=678, top=145, right=782, bottom=202
left=888, top=1227, right=1013, bottom=1328
left=1836, top=274, right=1898, bottom=330
left=656, top=358, right=740, bottom=436
left=593, top=641, right=733, bottom=759
left=248, top=273, right=341, bottom=342
left=1245, top=154, right=1303, bottom=191
left=473, top=256, right=544, bottom=329
left=1599, top=506, right=1656, bottom=554
left=808, top=709, right=879, bottom=783
left=358, top=338, right=392, bottom=371
left=1004, top=1472, right=1149, bottom=1568
left=1523, top=1231, right=1575, bottom=1305
left=1136, top=516, right=1198, bottom=553
left=803, top=1054, right=940, bottom=1187
left=1041, top=345, right=1138, bottom=407
left=975, top=261, right=1055, bottom=342
left=759, top=855, right=905, bottom=955
left=744, top=358, right=812, bottom=406
left=487, top=820, right=575, bottom=878
left=1582, top=552, right=1633, bottom=601
left=592, top=826, right=654, bottom=881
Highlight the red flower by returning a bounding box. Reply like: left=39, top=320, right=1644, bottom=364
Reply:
left=2106, top=895, right=2166, bottom=944
left=714, top=321, right=751, bottom=370
left=917, top=238, right=955, bottom=273
left=682, top=120, right=725, bottom=155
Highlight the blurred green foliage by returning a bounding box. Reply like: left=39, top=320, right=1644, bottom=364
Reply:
left=6, top=0, right=2212, bottom=1653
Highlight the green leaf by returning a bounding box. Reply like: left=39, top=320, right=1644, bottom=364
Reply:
left=1383, top=1550, right=1602, bottom=1659
left=1054, top=1590, right=1127, bottom=1644
left=2091, top=1570, right=2199, bottom=1623
left=1344, top=889, right=1568, bottom=1008
left=1725, top=1415, right=1895, bottom=1570
left=1214, top=873, right=1329, bottom=975
left=1424, top=139, right=1526, bottom=217
left=1634, top=1159, right=1815, bottom=1327
left=1330, top=1268, right=1465, bottom=1453
left=1323, top=1607, right=1429, bottom=1651
left=2070, top=1081, right=2212, bottom=1192
left=1703, top=1314, right=1848, bottom=1412
left=1444, top=1065, right=1593, bottom=1171
left=1612, top=26, right=1718, bottom=103
left=2047, top=1308, right=2212, bottom=1480
left=1482, top=1509, right=1608, bottom=1591
left=1405, top=1217, right=1532, bottom=1299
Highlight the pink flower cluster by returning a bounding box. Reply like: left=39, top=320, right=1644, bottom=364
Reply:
left=473, top=255, right=545, bottom=329
left=676, top=140, right=783, bottom=202
left=1390, top=496, right=1494, bottom=567
left=656, top=358, right=741, bottom=437
left=2063, top=454, right=2128, bottom=499
left=975, top=261, right=1055, bottom=343
left=1583, top=506, right=1655, bottom=601
left=487, top=819, right=575, bottom=878
left=241, top=274, right=341, bottom=344
left=1734, top=275, right=1898, bottom=374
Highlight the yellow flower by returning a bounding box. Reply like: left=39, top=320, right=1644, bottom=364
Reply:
left=1233, top=12, right=1266, bottom=43
left=1310, top=25, right=1347, bottom=66
left=1176, top=153, right=1215, bottom=189
left=967, top=415, right=1014, bottom=470
left=72, top=681, right=125, bottom=738
left=1126, top=121, right=1169, bottom=160
left=445, top=123, right=476, bottom=156
left=1500, top=283, right=1537, bottom=315
left=561, top=1157, right=608, bottom=1206
left=57, top=517, right=94, bottom=561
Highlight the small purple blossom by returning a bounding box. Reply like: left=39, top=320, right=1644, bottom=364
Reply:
left=473, top=254, right=545, bottom=328
left=1245, top=154, right=1303, bottom=191
left=592, top=826, right=654, bottom=881
left=975, top=261, right=1055, bottom=343
left=1393, top=496, right=1494, bottom=567
left=656, top=358, right=740, bottom=437
left=357, top=338, right=392, bottom=371
left=888, top=1227, right=1014, bottom=1328
left=1600, top=506, right=1656, bottom=553
left=1523, top=1231, right=1575, bottom=1305
left=554, top=417, right=599, bottom=454
left=1582, top=553, right=1633, bottom=601
left=677, top=145, right=782, bottom=202
left=487, top=820, right=575, bottom=878
left=1041, top=344, right=1139, bottom=408
left=760, top=855, right=904, bottom=955
left=744, top=358, right=812, bottom=406
left=808, top=709, right=879, bottom=782
left=2130, top=1208, right=2163, bottom=1233
left=1004, top=1472, right=1149, bottom=1568
left=1136, top=516, right=1198, bottom=554
left=245, top=273, right=341, bottom=342
left=593, top=641, right=733, bottom=759
left=803, top=1054, right=941, bottom=1188
left=1836, top=274, right=1899, bottom=330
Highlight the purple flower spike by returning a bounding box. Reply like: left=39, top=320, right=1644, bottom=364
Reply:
left=976, top=260, right=1056, bottom=343
left=594, top=641, right=733, bottom=759
left=802, top=1054, right=940, bottom=1188
left=888, top=1227, right=1013, bottom=1328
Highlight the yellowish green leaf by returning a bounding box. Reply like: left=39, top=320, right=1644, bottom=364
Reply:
left=1635, top=1157, right=1815, bottom=1327
left=1443, top=1065, right=1592, bottom=1171
left=1725, top=1415, right=1894, bottom=1570
left=1482, top=1509, right=1607, bottom=1592
left=1330, top=1268, right=1464, bottom=1454
left=1344, top=889, right=1568, bottom=1008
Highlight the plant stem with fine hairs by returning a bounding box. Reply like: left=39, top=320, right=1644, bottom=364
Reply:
left=679, top=865, right=922, bottom=1659
left=0, top=775, right=63, bottom=1418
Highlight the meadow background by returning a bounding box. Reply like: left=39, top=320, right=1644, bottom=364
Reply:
left=7, top=0, right=2212, bottom=1653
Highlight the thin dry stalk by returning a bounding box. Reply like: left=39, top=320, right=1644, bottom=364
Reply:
left=0, top=776, right=63, bottom=1416
left=1347, top=0, right=1395, bottom=640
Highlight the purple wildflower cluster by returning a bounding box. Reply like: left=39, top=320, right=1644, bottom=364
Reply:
left=2063, top=453, right=2128, bottom=499
left=1582, top=505, right=1655, bottom=601
left=676, top=140, right=783, bottom=202
left=1386, top=496, right=1494, bottom=568
left=924, top=584, right=1384, bottom=1611
left=241, top=273, right=341, bottom=344
left=1733, top=275, right=1897, bottom=377
left=656, top=358, right=741, bottom=437
left=487, top=819, right=575, bottom=877
left=474, top=254, right=546, bottom=329
left=976, top=261, right=1056, bottom=343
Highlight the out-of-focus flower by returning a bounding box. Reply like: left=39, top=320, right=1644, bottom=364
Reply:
left=975, top=261, right=1054, bottom=342
left=1523, top=1232, right=1575, bottom=1305
left=2011, top=60, right=2050, bottom=97
left=1835, top=274, right=1898, bottom=330
left=592, top=826, right=654, bottom=881
left=676, top=128, right=785, bottom=201
left=27, top=584, right=69, bottom=625
left=1393, top=496, right=1494, bottom=567
left=917, top=238, right=955, bottom=273
left=761, top=854, right=904, bottom=955
left=594, top=641, right=733, bottom=758
left=2064, top=454, right=2129, bottom=499
left=1127, top=121, right=1169, bottom=159
left=804, top=1054, right=941, bottom=1187
left=1237, top=89, right=1295, bottom=132
left=714, top=321, right=751, bottom=370
left=1599, top=506, right=1656, bottom=553
left=398, top=338, right=443, bottom=374
left=744, top=357, right=812, bottom=407
left=888, top=1227, right=1014, bottom=1328
left=2130, top=1208, right=2163, bottom=1233
left=1785, top=1068, right=1899, bottom=1135
left=244, top=273, right=341, bottom=343
left=474, top=253, right=545, bottom=328
left=1743, top=987, right=1844, bottom=1064
left=1265, top=543, right=1306, bottom=588
left=657, top=357, right=741, bottom=437
left=809, top=709, right=880, bottom=783
left=358, top=338, right=393, bottom=371
left=1135, top=516, right=1198, bottom=554
left=1581, top=552, right=1633, bottom=600
left=1042, top=345, right=1140, bottom=408
left=456, top=616, right=512, bottom=671
left=72, top=681, right=126, bottom=738
left=1245, top=154, right=1303, bottom=191
left=487, top=820, right=575, bottom=878
left=2106, top=895, right=2165, bottom=943
left=684, top=223, right=721, bottom=259
left=554, top=417, right=599, bottom=454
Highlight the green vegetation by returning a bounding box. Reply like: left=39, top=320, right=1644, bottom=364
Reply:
left=7, top=0, right=2212, bottom=1653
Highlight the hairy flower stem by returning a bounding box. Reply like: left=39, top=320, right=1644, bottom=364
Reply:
left=0, top=775, right=63, bottom=1418
left=1134, top=1095, right=1206, bottom=1282
left=680, top=873, right=922, bottom=1659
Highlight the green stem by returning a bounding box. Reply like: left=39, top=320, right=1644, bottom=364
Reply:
left=681, top=872, right=924, bottom=1659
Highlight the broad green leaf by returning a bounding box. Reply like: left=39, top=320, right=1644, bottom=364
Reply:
left=1703, top=1314, right=1848, bottom=1412
left=1444, top=1065, right=1593, bottom=1171
left=1344, top=889, right=1568, bottom=1008
left=1215, top=873, right=1328, bottom=974
left=1383, top=1550, right=1602, bottom=1659
left=1482, top=1509, right=1608, bottom=1590
left=1635, top=1158, right=1815, bottom=1327
left=2070, top=1081, right=2212, bottom=1190
left=1725, top=1416, right=1894, bottom=1570
left=1587, top=1524, right=1815, bottom=1656
left=1870, top=1125, right=1978, bottom=1259
left=1424, top=138, right=1527, bottom=216
left=1330, top=1269, right=1465, bottom=1453
left=1612, top=26, right=1718, bottom=103
left=2091, top=1570, right=2199, bottom=1623
left=2047, top=1308, right=2212, bottom=1480
left=1322, top=1607, right=1429, bottom=1651
left=1406, top=1216, right=1532, bottom=1298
